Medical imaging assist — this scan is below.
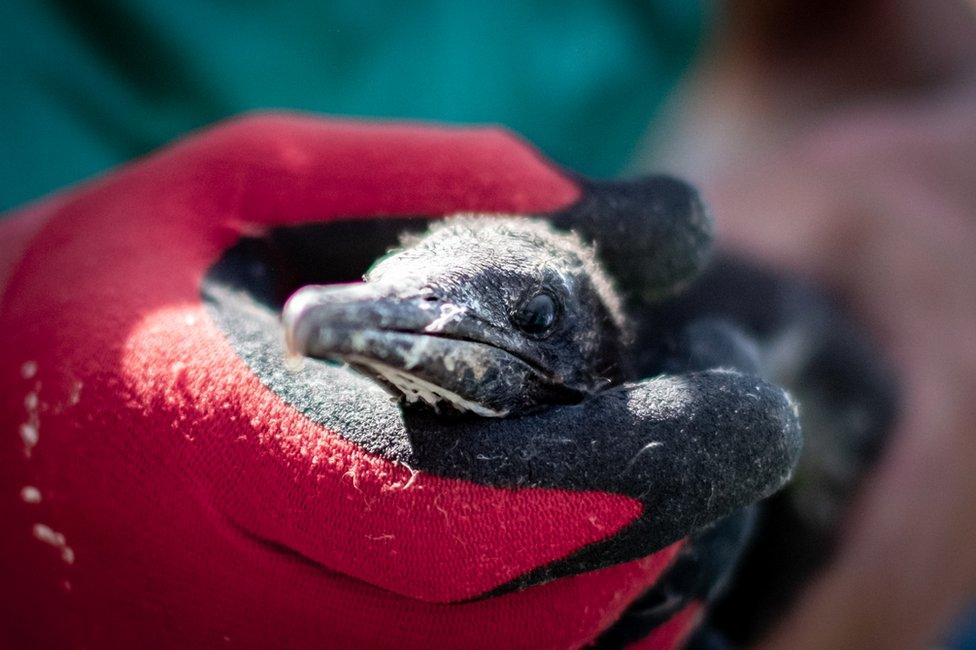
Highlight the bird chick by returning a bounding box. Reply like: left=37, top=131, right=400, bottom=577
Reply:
left=283, top=216, right=631, bottom=417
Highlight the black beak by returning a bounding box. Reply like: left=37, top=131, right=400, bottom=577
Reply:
left=283, top=282, right=440, bottom=360
left=282, top=283, right=579, bottom=416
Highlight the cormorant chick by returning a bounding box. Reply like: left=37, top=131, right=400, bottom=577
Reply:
left=283, top=216, right=632, bottom=417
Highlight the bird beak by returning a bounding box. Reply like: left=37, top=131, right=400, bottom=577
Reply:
left=283, top=282, right=437, bottom=359
left=282, top=283, right=579, bottom=416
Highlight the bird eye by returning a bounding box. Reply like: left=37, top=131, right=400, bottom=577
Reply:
left=513, top=292, right=558, bottom=336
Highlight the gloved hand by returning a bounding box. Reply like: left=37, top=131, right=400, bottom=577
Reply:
left=0, top=114, right=799, bottom=649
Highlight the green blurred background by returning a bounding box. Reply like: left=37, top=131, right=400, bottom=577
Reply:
left=0, top=0, right=707, bottom=212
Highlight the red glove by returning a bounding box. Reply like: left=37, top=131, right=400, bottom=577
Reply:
left=0, top=114, right=796, bottom=648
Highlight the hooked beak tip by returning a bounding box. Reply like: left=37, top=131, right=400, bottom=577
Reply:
left=281, top=285, right=336, bottom=357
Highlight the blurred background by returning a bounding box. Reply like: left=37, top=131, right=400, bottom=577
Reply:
left=2, top=1, right=974, bottom=647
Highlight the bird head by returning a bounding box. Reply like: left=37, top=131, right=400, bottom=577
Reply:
left=283, top=217, right=629, bottom=416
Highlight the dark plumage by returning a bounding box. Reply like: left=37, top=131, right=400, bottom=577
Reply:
left=283, top=216, right=634, bottom=416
